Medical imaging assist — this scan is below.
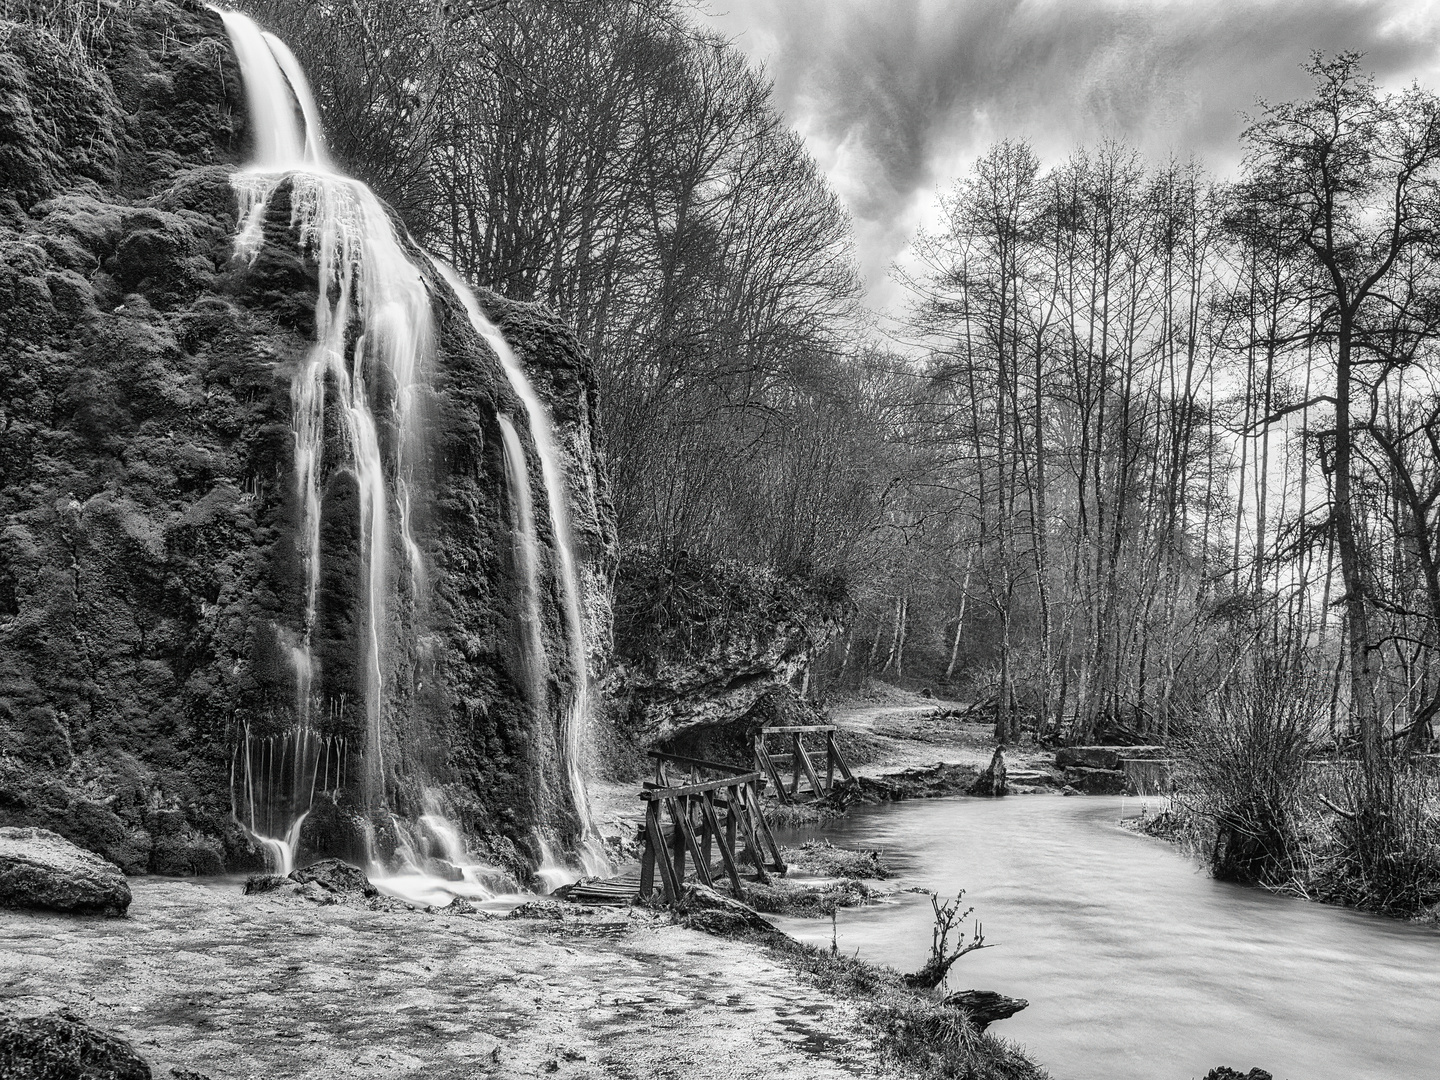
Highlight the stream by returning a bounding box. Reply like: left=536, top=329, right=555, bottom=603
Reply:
left=772, top=795, right=1440, bottom=1080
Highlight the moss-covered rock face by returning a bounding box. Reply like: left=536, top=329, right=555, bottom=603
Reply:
left=0, top=2, right=615, bottom=873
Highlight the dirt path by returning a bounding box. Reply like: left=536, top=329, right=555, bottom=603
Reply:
left=0, top=880, right=896, bottom=1080
left=827, top=687, right=1048, bottom=777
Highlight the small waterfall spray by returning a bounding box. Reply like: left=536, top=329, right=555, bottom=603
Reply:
left=216, top=7, right=603, bottom=886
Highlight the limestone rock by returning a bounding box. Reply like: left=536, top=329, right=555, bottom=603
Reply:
left=1063, top=766, right=1128, bottom=795
left=1055, top=746, right=1122, bottom=770
left=288, top=858, right=377, bottom=899
left=0, top=0, right=616, bottom=872
left=0, top=826, right=131, bottom=916
left=0, top=1011, right=151, bottom=1079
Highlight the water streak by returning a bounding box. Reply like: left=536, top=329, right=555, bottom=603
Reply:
left=432, top=260, right=597, bottom=842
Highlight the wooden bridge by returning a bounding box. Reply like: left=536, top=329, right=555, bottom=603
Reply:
left=753, top=724, right=857, bottom=805
left=637, top=751, right=786, bottom=904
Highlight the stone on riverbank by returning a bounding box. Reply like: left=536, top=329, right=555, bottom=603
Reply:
left=0, top=1011, right=151, bottom=1079
left=1062, top=766, right=1128, bottom=795
left=288, top=859, right=377, bottom=899
left=0, top=827, right=131, bottom=916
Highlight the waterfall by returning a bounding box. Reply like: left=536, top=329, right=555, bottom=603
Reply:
left=498, top=415, right=549, bottom=712
left=216, top=8, right=600, bottom=884
left=431, top=261, right=598, bottom=841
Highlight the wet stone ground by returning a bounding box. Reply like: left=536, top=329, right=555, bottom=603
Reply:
left=0, top=879, right=888, bottom=1079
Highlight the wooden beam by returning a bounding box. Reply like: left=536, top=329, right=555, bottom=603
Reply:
left=744, top=782, right=787, bottom=873
left=672, top=796, right=713, bottom=888
left=701, top=791, right=743, bottom=900
left=643, top=799, right=681, bottom=902
left=642, top=772, right=763, bottom=799
left=730, top=784, right=771, bottom=885
left=762, top=725, right=837, bottom=734
left=754, top=740, right=790, bottom=805
left=795, top=733, right=824, bottom=799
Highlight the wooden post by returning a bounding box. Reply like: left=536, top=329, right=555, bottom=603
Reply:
left=796, top=734, right=823, bottom=799
left=731, top=784, right=771, bottom=884
left=639, top=800, right=659, bottom=899
left=643, top=797, right=681, bottom=902
left=701, top=791, right=744, bottom=899
left=756, top=737, right=790, bottom=804
left=826, top=732, right=836, bottom=794
left=700, top=792, right=714, bottom=871
left=745, top=781, right=787, bottom=873
left=790, top=733, right=803, bottom=798
left=667, top=797, right=687, bottom=887
left=675, top=796, right=713, bottom=887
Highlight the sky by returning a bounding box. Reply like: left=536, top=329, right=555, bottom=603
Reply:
left=695, top=0, right=1440, bottom=315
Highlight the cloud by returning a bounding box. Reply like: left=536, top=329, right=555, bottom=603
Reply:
left=698, top=0, right=1440, bottom=311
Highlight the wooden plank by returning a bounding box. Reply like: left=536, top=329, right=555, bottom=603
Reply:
left=744, top=782, right=787, bottom=874
left=700, top=792, right=714, bottom=871
left=731, top=784, right=771, bottom=885
left=643, top=800, right=681, bottom=902
left=826, top=732, right=836, bottom=793
left=762, top=725, right=837, bottom=734
left=639, top=801, right=658, bottom=898
left=702, top=791, right=743, bottom=900
left=666, top=797, right=687, bottom=887
left=795, top=733, right=824, bottom=799
left=755, top=740, right=791, bottom=805
left=790, top=733, right=802, bottom=798
left=647, top=750, right=753, bottom=776
left=832, top=735, right=857, bottom=784
left=674, top=796, right=713, bottom=887
left=642, top=773, right=763, bottom=800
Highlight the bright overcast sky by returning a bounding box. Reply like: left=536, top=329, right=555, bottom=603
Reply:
left=695, top=0, right=1440, bottom=316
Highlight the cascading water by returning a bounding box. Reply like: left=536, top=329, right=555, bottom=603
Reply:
left=432, top=261, right=601, bottom=852
left=215, top=7, right=603, bottom=889
left=498, top=415, right=548, bottom=711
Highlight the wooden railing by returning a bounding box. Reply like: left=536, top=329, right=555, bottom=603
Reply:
left=753, top=725, right=856, bottom=805
left=639, top=751, right=786, bottom=904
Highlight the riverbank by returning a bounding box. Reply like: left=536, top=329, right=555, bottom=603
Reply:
left=0, top=875, right=1048, bottom=1079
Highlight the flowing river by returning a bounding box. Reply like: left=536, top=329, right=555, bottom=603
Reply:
left=772, top=796, right=1440, bottom=1080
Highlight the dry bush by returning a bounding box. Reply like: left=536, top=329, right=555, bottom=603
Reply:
left=1176, top=654, right=1325, bottom=886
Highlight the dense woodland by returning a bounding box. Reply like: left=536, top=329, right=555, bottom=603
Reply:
left=235, top=3, right=1439, bottom=908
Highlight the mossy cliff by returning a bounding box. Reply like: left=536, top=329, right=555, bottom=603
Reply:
left=0, top=1, right=616, bottom=874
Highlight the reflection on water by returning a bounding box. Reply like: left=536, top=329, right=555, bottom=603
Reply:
left=772, top=796, right=1440, bottom=1080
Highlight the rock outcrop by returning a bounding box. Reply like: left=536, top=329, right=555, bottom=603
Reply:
left=601, top=548, right=846, bottom=769
left=0, top=3, right=614, bottom=872
left=0, top=1011, right=151, bottom=1080
left=0, top=826, right=131, bottom=915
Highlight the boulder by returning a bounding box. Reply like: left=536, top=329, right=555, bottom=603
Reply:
left=0, top=1011, right=151, bottom=1079
left=1055, top=746, right=1122, bottom=770
left=288, top=858, right=377, bottom=899
left=679, top=883, right=778, bottom=935
left=242, top=873, right=289, bottom=895
left=0, top=827, right=131, bottom=916
left=1062, top=766, right=1128, bottom=795
left=1203, top=1069, right=1272, bottom=1080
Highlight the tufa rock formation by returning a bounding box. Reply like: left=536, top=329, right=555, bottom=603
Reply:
left=601, top=547, right=846, bottom=773
left=0, top=1, right=615, bottom=873
left=0, top=825, right=132, bottom=915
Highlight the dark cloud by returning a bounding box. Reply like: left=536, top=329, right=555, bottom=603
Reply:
left=699, top=0, right=1440, bottom=306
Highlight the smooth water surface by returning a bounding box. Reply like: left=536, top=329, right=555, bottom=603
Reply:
left=773, top=796, right=1440, bottom=1080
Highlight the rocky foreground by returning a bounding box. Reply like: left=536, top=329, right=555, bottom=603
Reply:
left=0, top=877, right=885, bottom=1080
